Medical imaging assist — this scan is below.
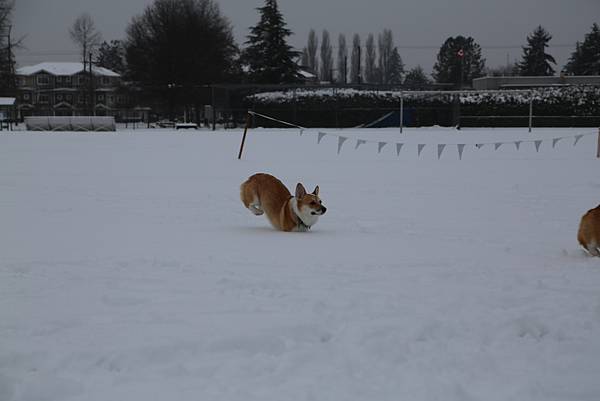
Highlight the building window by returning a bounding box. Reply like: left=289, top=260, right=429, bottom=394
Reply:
left=102, top=77, right=110, bottom=85
left=97, top=94, right=105, bottom=101
left=65, top=76, right=71, bottom=84
left=56, top=94, right=63, bottom=102
left=38, top=94, right=49, bottom=103
left=66, top=94, right=73, bottom=102
left=117, top=95, right=125, bottom=104
left=108, top=95, right=114, bottom=104
left=56, top=76, right=62, bottom=84
left=23, top=93, right=30, bottom=101
left=37, top=75, right=50, bottom=85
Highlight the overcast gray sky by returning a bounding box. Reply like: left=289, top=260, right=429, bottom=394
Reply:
left=13, top=0, right=600, bottom=75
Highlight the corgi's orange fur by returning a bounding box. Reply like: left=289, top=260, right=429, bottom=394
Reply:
left=578, top=204, right=600, bottom=256
left=240, top=173, right=326, bottom=232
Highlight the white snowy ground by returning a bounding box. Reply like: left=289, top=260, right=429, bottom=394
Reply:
left=1, top=126, right=600, bottom=401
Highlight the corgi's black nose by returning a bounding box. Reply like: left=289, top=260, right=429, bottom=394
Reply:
left=321, top=206, right=327, bottom=214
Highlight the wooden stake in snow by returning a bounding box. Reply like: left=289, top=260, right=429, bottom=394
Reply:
left=238, top=112, right=251, bottom=160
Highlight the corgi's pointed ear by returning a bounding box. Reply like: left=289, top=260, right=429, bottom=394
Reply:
left=312, top=185, right=319, bottom=196
left=295, top=183, right=307, bottom=198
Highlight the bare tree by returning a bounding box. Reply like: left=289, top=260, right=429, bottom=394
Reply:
left=0, top=0, right=18, bottom=92
left=337, top=33, right=347, bottom=83
left=301, top=47, right=309, bottom=67
left=319, top=30, right=333, bottom=81
left=0, top=0, right=13, bottom=31
left=350, top=33, right=361, bottom=83
left=377, top=29, right=394, bottom=83
left=365, top=33, right=376, bottom=83
left=69, top=13, right=102, bottom=64
left=307, top=29, right=319, bottom=73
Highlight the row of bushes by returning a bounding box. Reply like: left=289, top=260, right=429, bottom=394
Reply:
left=244, top=86, right=600, bottom=128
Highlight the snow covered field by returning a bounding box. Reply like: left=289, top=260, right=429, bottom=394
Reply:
left=1, top=126, right=599, bottom=401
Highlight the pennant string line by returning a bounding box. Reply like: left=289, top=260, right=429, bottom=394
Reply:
left=248, top=111, right=597, bottom=157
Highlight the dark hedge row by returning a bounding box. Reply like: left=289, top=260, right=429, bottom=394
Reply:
left=245, top=86, right=600, bottom=128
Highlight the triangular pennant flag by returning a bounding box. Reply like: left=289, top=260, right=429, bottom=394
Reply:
left=355, top=139, right=366, bottom=150
left=475, top=143, right=484, bottom=149
left=378, top=142, right=387, bottom=154
left=514, top=141, right=522, bottom=150
left=494, top=143, right=503, bottom=151
left=437, top=144, right=446, bottom=159
left=396, top=143, right=404, bottom=156
left=417, top=144, right=426, bottom=157
left=299, top=129, right=304, bottom=136
left=317, top=132, right=327, bottom=144
left=552, top=138, right=562, bottom=148
left=337, top=136, right=348, bottom=155
left=457, top=144, right=466, bottom=160
left=573, top=134, right=584, bottom=146
left=534, top=140, right=542, bottom=152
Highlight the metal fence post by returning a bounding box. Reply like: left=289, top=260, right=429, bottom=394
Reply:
left=528, top=92, right=533, bottom=133
left=597, top=127, right=600, bottom=159
left=400, top=92, right=404, bottom=134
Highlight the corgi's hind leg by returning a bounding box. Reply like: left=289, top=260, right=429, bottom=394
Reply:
left=587, top=242, right=600, bottom=257
left=249, top=201, right=264, bottom=215
left=240, top=182, right=263, bottom=215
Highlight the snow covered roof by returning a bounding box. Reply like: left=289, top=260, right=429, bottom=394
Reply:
left=298, top=69, right=317, bottom=79
left=17, top=62, right=120, bottom=77
left=0, top=97, right=16, bottom=106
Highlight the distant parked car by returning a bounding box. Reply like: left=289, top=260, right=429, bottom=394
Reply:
left=155, top=120, right=176, bottom=128
left=175, top=123, right=198, bottom=130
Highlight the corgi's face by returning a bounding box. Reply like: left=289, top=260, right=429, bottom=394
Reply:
left=295, top=183, right=327, bottom=216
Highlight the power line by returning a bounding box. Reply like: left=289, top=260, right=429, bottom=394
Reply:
left=15, top=50, right=80, bottom=56
left=14, top=42, right=578, bottom=57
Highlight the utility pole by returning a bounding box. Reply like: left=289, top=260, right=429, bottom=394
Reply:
left=89, top=52, right=94, bottom=116
left=457, top=48, right=465, bottom=89
left=7, top=25, right=13, bottom=79
left=3, top=25, right=16, bottom=91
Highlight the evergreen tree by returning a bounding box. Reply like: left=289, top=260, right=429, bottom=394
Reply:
left=404, top=65, right=431, bottom=88
left=564, top=23, right=600, bottom=75
left=96, top=40, right=125, bottom=74
left=350, top=34, right=362, bottom=84
left=319, top=30, right=333, bottom=81
left=518, top=26, right=556, bottom=76
left=336, top=34, right=347, bottom=83
left=565, top=42, right=584, bottom=75
left=387, top=47, right=404, bottom=85
left=243, top=0, right=300, bottom=83
left=433, top=35, right=485, bottom=87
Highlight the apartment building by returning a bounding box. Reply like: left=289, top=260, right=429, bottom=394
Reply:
left=15, top=62, right=140, bottom=119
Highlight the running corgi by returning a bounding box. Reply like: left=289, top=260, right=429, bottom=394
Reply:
left=578, top=204, right=600, bottom=256
left=240, top=173, right=326, bottom=232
